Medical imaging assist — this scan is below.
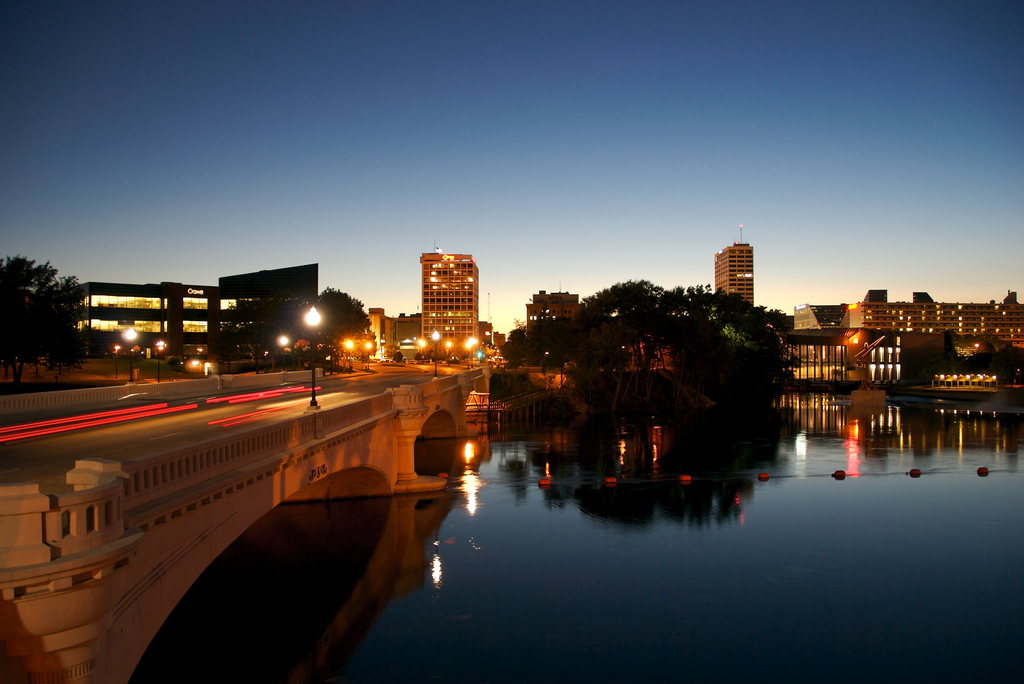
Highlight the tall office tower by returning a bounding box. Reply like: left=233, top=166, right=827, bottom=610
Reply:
left=420, top=252, right=480, bottom=342
left=714, top=242, right=754, bottom=305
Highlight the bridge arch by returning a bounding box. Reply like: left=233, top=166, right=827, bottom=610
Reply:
left=420, top=410, right=457, bottom=439
left=285, top=466, right=391, bottom=502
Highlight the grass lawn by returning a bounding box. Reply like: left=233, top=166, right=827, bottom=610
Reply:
left=0, top=358, right=193, bottom=394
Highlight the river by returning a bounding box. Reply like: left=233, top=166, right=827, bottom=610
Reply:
left=133, top=396, right=1022, bottom=683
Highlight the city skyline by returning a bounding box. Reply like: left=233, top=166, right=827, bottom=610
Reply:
left=3, top=1, right=1021, bottom=334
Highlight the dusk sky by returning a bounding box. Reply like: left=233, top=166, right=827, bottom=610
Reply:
left=3, top=1, right=1021, bottom=334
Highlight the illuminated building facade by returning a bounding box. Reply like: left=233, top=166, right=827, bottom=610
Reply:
left=80, top=281, right=220, bottom=359
left=80, top=264, right=319, bottom=360
left=526, top=291, right=581, bottom=328
left=420, top=252, right=479, bottom=342
left=788, top=328, right=944, bottom=386
left=714, top=242, right=754, bottom=305
left=844, top=290, right=1024, bottom=349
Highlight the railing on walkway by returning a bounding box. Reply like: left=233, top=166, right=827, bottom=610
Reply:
left=468, top=388, right=552, bottom=420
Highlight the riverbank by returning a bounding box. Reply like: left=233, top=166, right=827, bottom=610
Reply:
left=889, top=385, right=1024, bottom=414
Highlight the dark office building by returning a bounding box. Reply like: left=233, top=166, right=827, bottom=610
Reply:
left=219, top=263, right=318, bottom=303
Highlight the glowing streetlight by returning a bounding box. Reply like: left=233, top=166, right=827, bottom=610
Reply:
left=306, top=306, right=320, bottom=409
left=123, top=328, right=137, bottom=383
left=432, top=330, right=441, bottom=377
left=277, top=336, right=288, bottom=372
left=113, top=344, right=121, bottom=379
left=155, top=340, right=165, bottom=383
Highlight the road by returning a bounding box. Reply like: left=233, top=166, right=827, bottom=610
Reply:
left=0, top=364, right=451, bottom=494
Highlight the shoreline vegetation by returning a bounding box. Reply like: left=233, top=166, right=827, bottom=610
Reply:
left=498, top=281, right=791, bottom=413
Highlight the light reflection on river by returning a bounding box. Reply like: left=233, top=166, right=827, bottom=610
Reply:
left=134, top=397, right=1022, bottom=683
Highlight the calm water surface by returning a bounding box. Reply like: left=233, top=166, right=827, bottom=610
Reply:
left=135, top=397, right=1022, bottom=683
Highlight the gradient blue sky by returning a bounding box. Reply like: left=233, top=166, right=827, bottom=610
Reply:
left=3, top=1, right=1022, bottom=334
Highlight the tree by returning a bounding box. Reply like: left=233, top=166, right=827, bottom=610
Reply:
left=501, top=326, right=528, bottom=369
left=0, top=256, right=86, bottom=388
left=317, top=288, right=369, bottom=371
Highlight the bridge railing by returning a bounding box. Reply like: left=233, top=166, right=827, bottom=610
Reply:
left=46, top=480, right=127, bottom=558
left=120, top=414, right=315, bottom=510
left=317, top=392, right=394, bottom=435
left=118, top=385, right=389, bottom=512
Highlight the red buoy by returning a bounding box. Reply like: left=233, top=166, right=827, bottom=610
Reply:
left=909, top=469, right=922, bottom=478
left=977, top=467, right=989, bottom=477
left=757, top=472, right=770, bottom=482
left=679, top=474, right=692, bottom=484
left=538, top=477, right=551, bottom=487
left=832, top=470, right=846, bottom=480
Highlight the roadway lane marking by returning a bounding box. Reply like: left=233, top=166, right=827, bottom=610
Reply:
left=151, top=432, right=184, bottom=440
left=0, top=468, right=19, bottom=476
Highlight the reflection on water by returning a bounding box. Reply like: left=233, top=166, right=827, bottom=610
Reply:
left=134, top=398, right=1021, bottom=683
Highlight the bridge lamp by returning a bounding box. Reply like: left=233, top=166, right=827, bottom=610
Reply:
left=155, top=340, right=165, bottom=383
left=124, top=328, right=137, bottom=383
left=431, top=330, right=441, bottom=377
left=306, top=306, right=321, bottom=409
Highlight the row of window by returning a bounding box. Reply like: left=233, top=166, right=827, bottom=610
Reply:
left=86, top=320, right=208, bottom=333
left=87, top=295, right=209, bottom=310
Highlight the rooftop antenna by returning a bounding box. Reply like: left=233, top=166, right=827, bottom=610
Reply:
left=739, top=223, right=744, bottom=244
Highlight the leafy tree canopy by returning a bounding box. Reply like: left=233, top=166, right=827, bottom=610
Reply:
left=0, top=255, right=86, bottom=388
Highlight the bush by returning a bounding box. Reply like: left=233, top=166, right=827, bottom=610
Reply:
left=165, top=356, right=181, bottom=367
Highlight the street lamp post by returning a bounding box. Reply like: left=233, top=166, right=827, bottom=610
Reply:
left=124, top=328, right=137, bottom=383
left=306, top=306, right=320, bottom=409
left=113, top=345, right=120, bottom=379
left=155, top=340, right=165, bottom=383
left=431, top=330, right=440, bottom=377
left=278, top=336, right=288, bottom=372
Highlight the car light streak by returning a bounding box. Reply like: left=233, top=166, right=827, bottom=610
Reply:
left=206, top=386, right=314, bottom=405
left=0, top=404, right=198, bottom=443
left=0, top=404, right=168, bottom=435
left=208, top=401, right=303, bottom=428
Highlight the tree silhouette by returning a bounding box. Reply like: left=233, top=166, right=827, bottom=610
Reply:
left=0, top=256, right=86, bottom=388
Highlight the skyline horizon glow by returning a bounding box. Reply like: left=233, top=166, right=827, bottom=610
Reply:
left=3, top=1, right=1021, bottom=333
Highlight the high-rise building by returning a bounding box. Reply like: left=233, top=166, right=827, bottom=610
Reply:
left=714, top=242, right=754, bottom=305
left=420, top=252, right=479, bottom=342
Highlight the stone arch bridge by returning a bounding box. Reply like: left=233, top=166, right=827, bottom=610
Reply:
left=0, top=369, right=488, bottom=684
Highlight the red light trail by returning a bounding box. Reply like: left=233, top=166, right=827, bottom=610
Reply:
left=205, top=386, right=316, bottom=405
left=208, top=400, right=308, bottom=428
left=0, top=404, right=199, bottom=443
